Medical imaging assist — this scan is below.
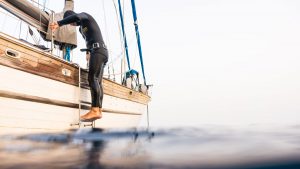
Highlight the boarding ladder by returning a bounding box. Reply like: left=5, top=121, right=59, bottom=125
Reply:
left=70, top=63, right=95, bottom=128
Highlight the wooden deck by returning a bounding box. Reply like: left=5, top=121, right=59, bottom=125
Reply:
left=0, top=32, right=150, bottom=105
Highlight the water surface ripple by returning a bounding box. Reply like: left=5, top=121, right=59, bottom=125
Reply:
left=0, top=125, right=300, bottom=169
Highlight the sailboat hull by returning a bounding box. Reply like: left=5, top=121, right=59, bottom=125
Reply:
left=0, top=33, right=150, bottom=134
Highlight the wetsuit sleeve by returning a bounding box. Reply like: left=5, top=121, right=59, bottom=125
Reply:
left=57, top=13, right=88, bottom=26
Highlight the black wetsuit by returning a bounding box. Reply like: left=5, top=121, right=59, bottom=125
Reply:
left=58, top=12, right=108, bottom=108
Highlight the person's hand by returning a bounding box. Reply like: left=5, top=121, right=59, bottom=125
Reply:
left=50, top=21, right=59, bottom=31
left=86, top=52, right=90, bottom=62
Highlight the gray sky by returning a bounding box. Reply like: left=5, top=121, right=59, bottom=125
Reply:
left=136, top=0, right=300, bottom=127
left=2, top=0, right=300, bottom=127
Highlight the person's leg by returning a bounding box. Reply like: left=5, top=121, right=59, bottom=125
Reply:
left=81, top=50, right=107, bottom=121
left=89, top=49, right=107, bottom=108
left=89, top=62, right=104, bottom=107
left=97, top=62, right=105, bottom=107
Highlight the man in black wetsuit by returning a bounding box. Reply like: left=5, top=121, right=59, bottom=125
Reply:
left=50, top=10, right=108, bottom=122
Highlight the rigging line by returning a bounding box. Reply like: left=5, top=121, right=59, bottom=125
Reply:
left=29, top=0, right=52, bottom=12
left=102, top=0, right=111, bottom=48
left=0, top=7, right=49, bottom=35
left=37, top=0, right=41, bottom=45
left=107, top=32, right=137, bottom=58
left=118, top=0, right=131, bottom=70
left=122, top=0, right=126, bottom=21
left=107, top=51, right=124, bottom=65
left=107, top=35, right=137, bottom=65
left=103, top=71, right=126, bottom=77
left=112, top=0, right=125, bottom=54
left=0, top=9, right=41, bottom=37
left=108, top=48, right=124, bottom=58
left=0, top=9, right=22, bottom=21
left=107, top=35, right=136, bottom=69
left=112, top=0, right=126, bottom=82
left=102, top=0, right=115, bottom=81
left=42, top=0, right=47, bottom=11
left=106, top=34, right=136, bottom=66
left=122, top=0, right=127, bottom=58
left=96, top=0, right=124, bottom=62
left=132, top=38, right=139, bottom=68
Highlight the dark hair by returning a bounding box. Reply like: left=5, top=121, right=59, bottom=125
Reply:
left=63, top=10, right=76, bottom=18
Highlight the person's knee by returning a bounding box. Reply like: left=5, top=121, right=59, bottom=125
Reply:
left=88, top=73, right=95, bottom=83
left=89, top=77, right=100, bottom=91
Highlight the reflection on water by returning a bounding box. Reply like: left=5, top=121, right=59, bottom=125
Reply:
left=0, top=125, right=300, bottom=169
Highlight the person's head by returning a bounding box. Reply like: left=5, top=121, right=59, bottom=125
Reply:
left=63, top=10, right=79, bottom=26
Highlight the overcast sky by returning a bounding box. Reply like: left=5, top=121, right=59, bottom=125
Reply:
left=133, top=0, right=300, bottom=127
left=2, top=0, right=300, bottom=128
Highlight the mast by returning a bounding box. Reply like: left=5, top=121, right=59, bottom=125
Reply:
left=0, top=0, right=78, bottom=56
left=0, top=0, right=49, bottom=33
left=130, top=0, right=146, bottom=85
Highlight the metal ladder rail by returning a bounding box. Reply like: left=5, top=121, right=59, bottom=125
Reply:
left=70, top=64, right=95, bottom=128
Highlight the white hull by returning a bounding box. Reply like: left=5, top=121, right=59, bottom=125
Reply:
left=0, top=97, right=143, bottom=134
left=0, top=64, right=146, bottom=134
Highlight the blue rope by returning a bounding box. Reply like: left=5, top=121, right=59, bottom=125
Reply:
left=64, top=46, right=71, bottom=62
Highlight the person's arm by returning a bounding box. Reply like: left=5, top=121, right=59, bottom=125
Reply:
left=50, top=13, right=88, bottom=30
left=57, top=13, right=88, bottom=26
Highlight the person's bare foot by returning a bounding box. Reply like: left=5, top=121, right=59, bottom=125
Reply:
left=80, top=107, right=102, bottom=122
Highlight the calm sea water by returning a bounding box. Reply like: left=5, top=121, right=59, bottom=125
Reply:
left=0, top=125, right=300, bottom=169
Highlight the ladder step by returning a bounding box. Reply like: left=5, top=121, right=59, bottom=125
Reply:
left=70, top=122, right=80, bottom=126
left=84, top=123, right=93, bottom=127
left=70, top=122, right=95, bottom=128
